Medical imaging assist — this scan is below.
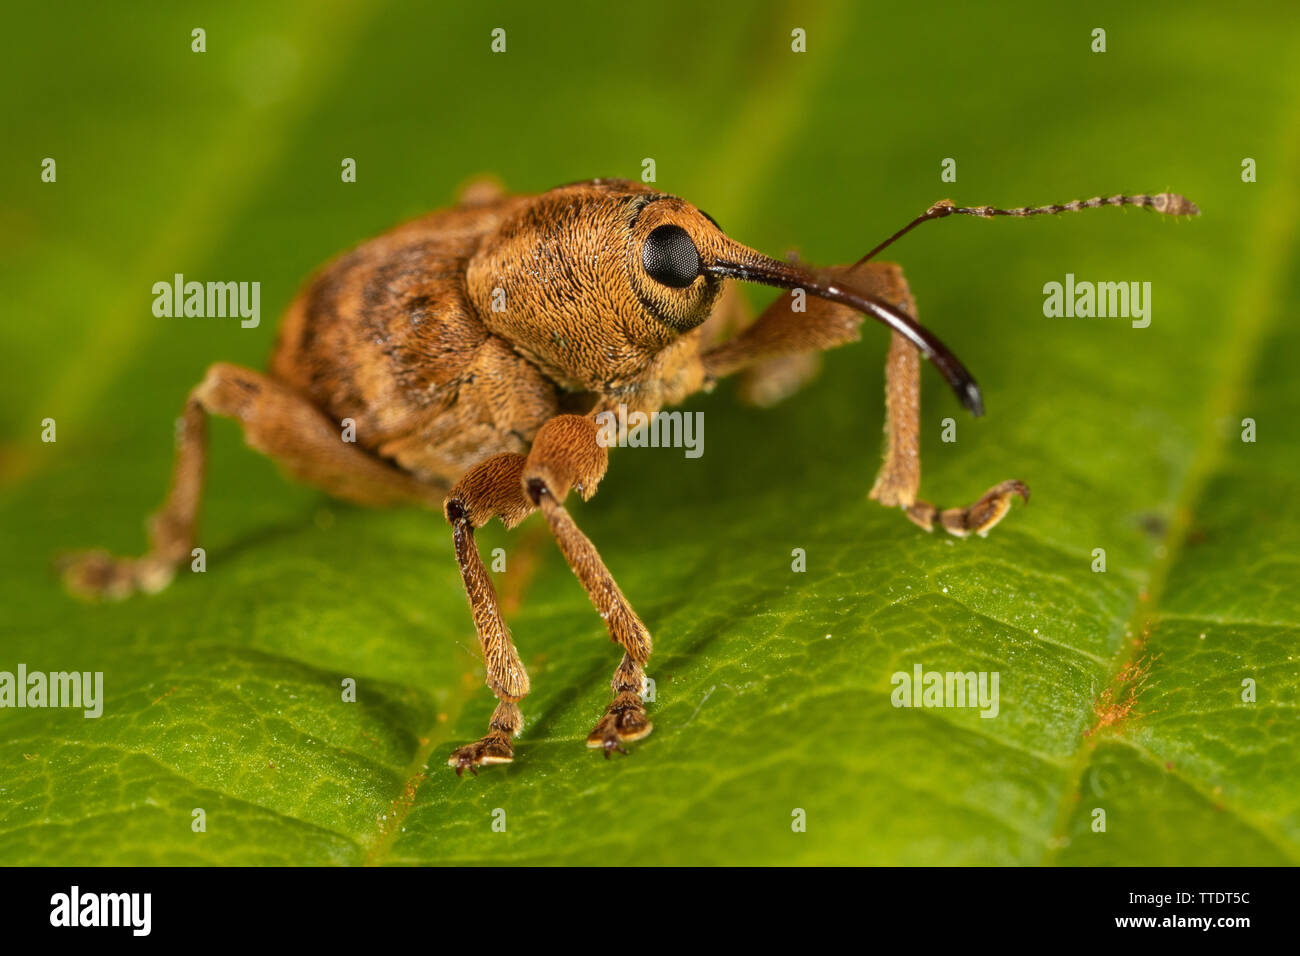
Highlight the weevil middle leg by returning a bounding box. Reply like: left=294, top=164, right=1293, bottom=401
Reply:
left=699, top=276, right=823, bottom=408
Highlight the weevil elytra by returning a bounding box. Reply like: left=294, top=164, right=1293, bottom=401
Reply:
left=62, top=177, right=1198, bottom=774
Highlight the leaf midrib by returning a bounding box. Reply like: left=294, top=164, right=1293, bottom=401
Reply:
left=1042, top=64, right=1300, bottom=864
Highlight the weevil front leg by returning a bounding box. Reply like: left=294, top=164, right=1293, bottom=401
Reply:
left=861, top=264, right=1028, bottom=536
left=443, top=453, right=535, bottom=775
left=703, top=261, right=1028, bottom=537
left=854, top=188, right=1199, bottom=529
left=521, top=414, right=654, bottom=756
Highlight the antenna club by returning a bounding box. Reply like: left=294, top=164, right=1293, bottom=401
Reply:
left=1153, top=192, right=1200, bottom=216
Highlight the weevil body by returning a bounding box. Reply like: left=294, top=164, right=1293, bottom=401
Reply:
left=64, top=177, right=1197, bottom=773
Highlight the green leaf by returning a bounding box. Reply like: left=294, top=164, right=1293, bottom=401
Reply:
left=1, top=0, right=1296, bottom=865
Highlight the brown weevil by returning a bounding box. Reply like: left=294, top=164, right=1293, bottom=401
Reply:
left=62, top=177, right=1199, bottom=774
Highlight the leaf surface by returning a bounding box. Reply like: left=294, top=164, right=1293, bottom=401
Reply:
left=1, top=0, right=1296, bottom=865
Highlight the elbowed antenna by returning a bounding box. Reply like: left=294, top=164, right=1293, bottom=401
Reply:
left=857, top=192, right=1201, bottom=265
left=704, top=253, right=985, bottom=417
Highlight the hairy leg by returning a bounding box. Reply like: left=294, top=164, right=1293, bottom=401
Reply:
left=702, top=262, right=1028, bottom=535
left=699, top=279, right=821, bottom=407
left=521, top=415, right=654, bottom=755
left=62, top=362, right=441, bottom=600
left=443, top=453, right=535, bottom=775
left=442, top=415, right=655, bottom=770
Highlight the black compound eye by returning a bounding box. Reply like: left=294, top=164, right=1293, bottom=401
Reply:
left=642, top=224, right=701, bottom=288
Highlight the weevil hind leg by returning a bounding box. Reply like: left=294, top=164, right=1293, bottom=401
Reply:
left=521, top=414, right=655, bottom=757
left=60, top=392, right=209, bottom=600
left=61, top=362, right=443, bottom=600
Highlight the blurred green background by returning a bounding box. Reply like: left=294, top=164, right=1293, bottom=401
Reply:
left=1, top=0, right=1296, bottom=865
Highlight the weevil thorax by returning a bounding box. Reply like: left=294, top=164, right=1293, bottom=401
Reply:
left=464, top=179, right=730, bottom=393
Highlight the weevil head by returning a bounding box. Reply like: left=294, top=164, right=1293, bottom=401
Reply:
left=465, top=178, right=982, bottom=413
left=464, top=179, right=733, bottom=391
